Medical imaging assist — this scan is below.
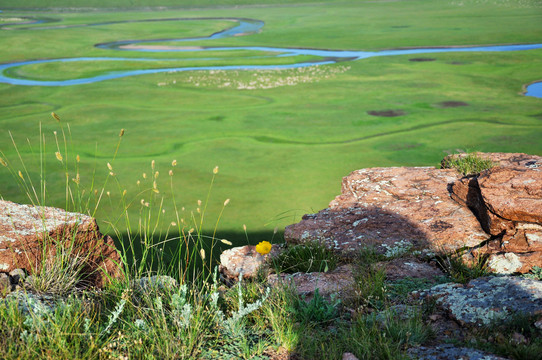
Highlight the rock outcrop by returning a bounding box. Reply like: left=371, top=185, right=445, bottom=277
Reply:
left=285, top=152, right=542, bottom=274
left=445, top=152, right=542, bottom=273
left=0, top=200, right=122, bottom=287
left=419, top=276, right=542, bottom=326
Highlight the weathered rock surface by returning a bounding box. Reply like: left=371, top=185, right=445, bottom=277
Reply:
left=420, top=276, right=542, bottom=326
left=0, top=200, right=121, bottom=287
left=342, top=352, right=359, bottom=360
left=407, top=344, right=509, bottom=360
left=446, top=153, right=542, bottom=272
left=377, top=257, right=445, bottom=282
left=219, top=245, right=282, bottom=281
left=267, top=264, right=355, bottom=299
left=285, top=167, right=488, bottom=256
left=285, top=152, right=542, bottom=273
left=478, top=166, right=542, bottom=224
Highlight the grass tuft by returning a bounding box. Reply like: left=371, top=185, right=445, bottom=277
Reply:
left=435, top=250, right=489, bottom=284
left=442, top=152, right=497, bottom=176
left=270, top=241, right=338, bottom=274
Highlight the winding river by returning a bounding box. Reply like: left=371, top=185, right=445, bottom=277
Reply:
left=0, top=16, right=541, bottom=98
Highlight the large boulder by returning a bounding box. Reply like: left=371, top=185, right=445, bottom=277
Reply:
left=419, top=276, right=542, bottom=326
left=0, top=200, right=122, bottom=287
left=285, top=152, right=542, bottom=274
left=285, top=167, right=489, bottom=256
left=447, top=153, right=542, bottom=272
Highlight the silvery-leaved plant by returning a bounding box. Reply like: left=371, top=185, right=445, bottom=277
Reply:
left=171, top=284, right=192, bottom=328
left=209, top=268, right=270, bottom=334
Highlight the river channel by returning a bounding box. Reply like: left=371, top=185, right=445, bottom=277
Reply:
left=0, top=16, right=541, bottom=98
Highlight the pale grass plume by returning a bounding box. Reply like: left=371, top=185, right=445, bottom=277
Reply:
left=200, top=248, right=206, bottom=260
left=122, top=189, right=127, bottom=197
left=213, top=166, right=219, bottom=174
left=243, top=224, right=247, bottom=231
left=171, top=221, right=177, bottom=227
left=119, top=128, right=125, bottom=137
left=0, top=157, right=7, bottom=167
left=55, top=151, right=63, bottom=162
left=109, top=172, right=115, bottom=177
left=197, top=199, right=202, bottom=206
left=169, top=170, right=173, bottom=176
left=72, top=174, right=80, bottom=184
left=137, top=180, right=141, bottom=186
left=151, top=160, right=155, bottom=170
left=220, top=239, right=232, bottom=246
left=224, top=198, right=230, bottom=206
left=142, top=173, right=147, bottom=179
left=107, top=163, right=113, bottom=171
left=154, top=171, right=159, bottom=179
left=51, top=112, right=61, bottom=122
left=106, top=191, right=110, bottom=197
left=18, top=170, right=23, bottom=180
left=171, top=159, right=177, bottom=166
left=76, top=154, right=80, bottom=163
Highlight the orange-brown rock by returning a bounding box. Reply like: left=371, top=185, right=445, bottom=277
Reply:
left=286, top=152, right=542, bottom=274
left=449, top=176, right=514, bottom=235
left=285, top=167, right=489, bottom=255
left=267, top=264, right=355, bottom=300
left=0, top=200, right=121, bottom=287
left=478, top=166, right=542, bottom=224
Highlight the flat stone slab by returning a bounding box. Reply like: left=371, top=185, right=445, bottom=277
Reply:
left=420, top=276, right=542, bottom=326
left=377, top=257, right=445, bottom=282
left=267, top=264, right=355, bottom=300
left=285, top=167, right=488, bottom=255
left=407, top=344, right=509, bottom=360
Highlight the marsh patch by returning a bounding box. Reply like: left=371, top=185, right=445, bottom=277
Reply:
left=367, top=109, right=406, bottom=117
left=208, top=115, right=225, bottom=122
left=409, top=58, right=436, bottom=62
left=435, top=101, right=469, bottom=108
left=380, top=142, right=423, bottom=151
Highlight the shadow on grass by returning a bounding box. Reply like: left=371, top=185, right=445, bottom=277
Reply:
left=108, top=229, right=283, bottom=280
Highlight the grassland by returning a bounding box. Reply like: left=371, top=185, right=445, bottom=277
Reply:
left=0, top=0, right=541, bottom=248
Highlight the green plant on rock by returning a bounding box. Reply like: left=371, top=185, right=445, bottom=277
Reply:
left=472, top=312, right=542, bottom=360
left=435, top=250, right=489, bottom=284
left=294, top=288, right=341, bottom=325
left=442, top=152, right=496, bottom=176
left=523, top=266, right=542, bottom=281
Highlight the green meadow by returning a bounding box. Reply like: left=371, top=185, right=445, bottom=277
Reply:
left=1, top=0, right=542, bottom=247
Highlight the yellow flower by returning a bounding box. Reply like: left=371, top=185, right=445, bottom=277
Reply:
left=255, top=241, right=272, bottom=255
